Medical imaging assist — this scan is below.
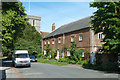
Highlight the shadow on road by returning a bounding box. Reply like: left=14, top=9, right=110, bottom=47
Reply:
left=83, top=66, right=120, bottom=74
left=1, top=59, right=13, bottom=67
left=0, top=70, right=6, bottom=80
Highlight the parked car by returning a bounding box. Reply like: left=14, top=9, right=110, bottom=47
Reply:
left=118, top=56, right=120, bottom=68
left=12, top=50, right=31, bottom=68
left=30, top=56, right=37, bottom=62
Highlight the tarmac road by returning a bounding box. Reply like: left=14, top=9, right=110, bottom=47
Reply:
left=1, top=60, right=118, bottom=79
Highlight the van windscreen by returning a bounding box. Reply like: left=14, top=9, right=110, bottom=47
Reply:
left=15, top=54, right=29, bottom=58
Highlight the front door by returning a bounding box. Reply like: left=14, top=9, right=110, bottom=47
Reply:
left=56, top=50, right=59, bottom=59
left=44, top=50, right=46, bottom=55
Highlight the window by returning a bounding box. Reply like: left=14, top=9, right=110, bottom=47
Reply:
left=52, top=40, right=55, bottom=44
left=48, top=40, right=50, bottom=44
left=58, top=38, right=61, bottom=43
left=98, top=33, right=103, bottom=39
left=82, top=52, right=84, bottom=57
left=71, top=36, right=74, bottom=42
left=79, top=34, right=83, bottom=41
left=67, top=50, right=70, bottom=56
left=45, top=40, right=46, bottom=45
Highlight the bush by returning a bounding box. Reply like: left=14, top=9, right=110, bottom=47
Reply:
left=51, top=51, right=57, bottom=59
left=42, top=56, right=48, bottom=59
left=68, top=60, right=76, bottom=64
left=101, top=62, right=118, bottom=71
left=37, top=52, right=44, bottom=58
left=58, top=57, right=69, bottom=63
left=81, top=60, right=89, bottom=66
left=72, top=49, right=82, bottom=63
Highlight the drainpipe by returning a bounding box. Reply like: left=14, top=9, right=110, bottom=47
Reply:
left=63, top=33, right=65, bottom=57
left=42, top=39, right=43, bottom=52
left=63, top=33, right=65, bottom=44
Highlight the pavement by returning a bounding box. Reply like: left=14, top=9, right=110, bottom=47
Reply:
left=0, top=60, right=120, bottom=79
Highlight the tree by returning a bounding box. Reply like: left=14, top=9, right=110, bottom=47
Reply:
left=70, top=40, right=76, bottom=56
left=14, top=24, right=42, bottom=55
left=90, top=1, right=120, bottom=54
left=2, top=2, right=28, bottom=54
left=45, top=45, right=51, bottom=57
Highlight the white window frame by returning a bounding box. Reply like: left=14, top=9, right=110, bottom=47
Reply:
left=98, top=33, right=103, bottom=39
left=52, top=40, right=55, bottom=44
left=44, top=50, right=46, bottom=55
left=48, top=39, right=50, bottom=44
left=79, top=34, right=83, bottom=41
left=71, top=36, right=74, bottom=42
left=82, top=52, right=84, bottom=57
left=58, top=38, right=61, bottom=43
left=67, top=50, right=70, bottom=56
left=45, top=40, right=46, bottom=45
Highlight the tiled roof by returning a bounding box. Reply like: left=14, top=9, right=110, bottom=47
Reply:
left=40, top=31, right=50, bottom=38
left=43, top=16, right=91, bottom=39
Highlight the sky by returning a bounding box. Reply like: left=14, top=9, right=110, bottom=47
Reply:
left=21, top=2, right=97, bottom=32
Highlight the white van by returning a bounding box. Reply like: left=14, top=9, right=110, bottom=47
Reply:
left=12, top=50, right=31, bottom=67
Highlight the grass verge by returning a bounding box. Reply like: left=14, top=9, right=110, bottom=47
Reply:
left=37, top=58, right=67, bottom=66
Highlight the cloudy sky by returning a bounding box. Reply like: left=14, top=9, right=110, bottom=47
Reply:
left=21, top=1, right=97, bottom=32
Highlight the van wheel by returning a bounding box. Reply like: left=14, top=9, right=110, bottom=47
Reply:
left=28, top=64, right=31, bottom=67
left=12, top=62, right=14, bottom=67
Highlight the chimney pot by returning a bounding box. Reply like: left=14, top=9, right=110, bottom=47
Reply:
left=52, top=23, right=55, bottom=31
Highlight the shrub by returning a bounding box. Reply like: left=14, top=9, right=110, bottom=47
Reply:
left=68, top=60, right=76, bottom=64
left=37, top=52, right=44, bottom=58
left=51, top=51, right=57, bottom=59
left=81, top=60, right=89, bottom=66
left=58, top=57, right=69, bottom=63
left=72, top=49, right=82, bottom=63
left=45, top=45, right=51, bottom=57
left=101, top=62, right=118, bottom=71
left=70, top=40, right=76, bottom=56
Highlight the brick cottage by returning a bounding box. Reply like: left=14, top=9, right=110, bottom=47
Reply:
left=42, top=16, right=104, bottom=61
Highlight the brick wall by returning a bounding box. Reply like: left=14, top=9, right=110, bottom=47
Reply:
left=43, top=28, right=103, bottom=59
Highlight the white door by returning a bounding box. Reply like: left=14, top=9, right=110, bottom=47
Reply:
left=56, top=50, right=59, bottom=59
left=67, top=50, right=70, bottom=56
left=44, top=50, right=46, bottom=55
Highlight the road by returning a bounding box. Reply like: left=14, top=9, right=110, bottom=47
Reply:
left=1, top=60, right=119, bottom=79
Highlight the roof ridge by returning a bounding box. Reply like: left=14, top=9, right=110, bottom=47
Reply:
left=49, top=16, right=90, bottom=34
left=61, top=16, right=91, bottom=27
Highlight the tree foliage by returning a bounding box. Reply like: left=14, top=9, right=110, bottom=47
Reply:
left=70, top=40, right=76, bottom=56
left=2, top=2, right=28, bottom=54
left=45, top=45, right=51, bottom=57
left=2, top=2, right=42, bottom=55
left=90, top=2, right=120, bottom=54
left=14, top=24, right=42, bottom=55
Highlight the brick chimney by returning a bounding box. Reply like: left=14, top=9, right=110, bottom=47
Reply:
left=52, top=23, right=55, bottom=31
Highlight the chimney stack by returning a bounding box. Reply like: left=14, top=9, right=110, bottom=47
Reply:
left=52, top=23, right=55, bottom=31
